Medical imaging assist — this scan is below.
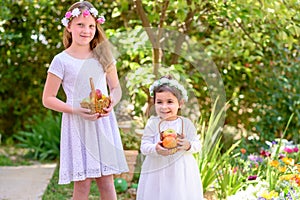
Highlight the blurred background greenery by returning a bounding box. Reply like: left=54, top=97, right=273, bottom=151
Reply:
left=0, top=0, right=299, bottom=159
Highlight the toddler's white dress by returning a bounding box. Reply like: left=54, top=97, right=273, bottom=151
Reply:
left=137, top=116, right=203, bottom=200
left=48, top=51, right=128, bottom=184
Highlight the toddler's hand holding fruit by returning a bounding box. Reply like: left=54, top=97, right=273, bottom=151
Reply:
left=156, top=141, right=177, bottom=156
left=176, top=136, right=191, bottom=151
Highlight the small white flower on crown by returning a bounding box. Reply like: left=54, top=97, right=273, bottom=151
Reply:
left=149, top=77, right=188, bottom=102
left=61, top=7, right=105, bottom=27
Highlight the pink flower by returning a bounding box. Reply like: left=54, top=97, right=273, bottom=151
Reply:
left=248, top=175, right=257, bottom=180
left=83, top=10, right=90, bottom=17
left=279, top=154, right=285, bottom=159
left=284, top=147, right=294, bottom=154
left=65, top=11, right=72, bottom=19
left=293, top=147, right=299, bottom=153
left=96, top=16, right=105, bottom=24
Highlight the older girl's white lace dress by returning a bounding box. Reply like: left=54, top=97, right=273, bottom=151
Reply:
left=48, top=51, right=128, bottom=184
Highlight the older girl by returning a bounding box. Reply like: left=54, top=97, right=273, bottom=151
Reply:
left=42, top=1, right=128, bottom=199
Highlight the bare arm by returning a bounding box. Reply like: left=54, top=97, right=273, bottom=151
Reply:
left=42, top=73, right=72, bottom=113
left=106, top=63, right=122, bottom=107
left=42, top=72, right=98, bottom=120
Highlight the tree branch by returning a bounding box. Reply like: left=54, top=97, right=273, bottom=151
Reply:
left=170, top=1, right=199, bottom=64
left=133, top=0, right=156, bottom=45
left=235, top=19, right=263, bottom=49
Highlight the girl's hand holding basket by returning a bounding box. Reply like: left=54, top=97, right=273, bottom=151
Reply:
left=80, top=77, right=112, bottom=117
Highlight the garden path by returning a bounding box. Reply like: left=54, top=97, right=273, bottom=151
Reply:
left=0, top=163, right=56, bottom=200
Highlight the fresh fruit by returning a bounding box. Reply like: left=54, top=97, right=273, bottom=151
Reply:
left=161, top=128, right=178, bottom=149
left=162, top=136, right=177, bottom=149
left=162, top=128, right=177, bottom=138
left=80, top=89, right=110, bottom=114
left=95, top=89, right=102, bottom=100
left=81, top=97, right=91, bottom=103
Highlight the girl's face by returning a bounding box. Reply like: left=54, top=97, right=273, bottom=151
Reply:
left=67, top=12, right=96, bottom=47
left=155, top=91, right=183, bottom=120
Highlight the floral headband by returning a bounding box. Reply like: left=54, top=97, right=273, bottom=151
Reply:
left=61, top=7, right=105, bottom=27
left=149, top=77, right=188, bottom=102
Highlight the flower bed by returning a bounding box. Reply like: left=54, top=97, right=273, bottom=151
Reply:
left=227, top=139, right=300, bottom=200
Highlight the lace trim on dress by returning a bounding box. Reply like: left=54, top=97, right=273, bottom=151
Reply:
left=59, top=165, right=126, bottom=184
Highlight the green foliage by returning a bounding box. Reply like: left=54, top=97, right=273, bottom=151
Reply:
left=0, top=155, right=13, bottom=166
left=120, top=129, right=141, bottom=151
left=202, top=0, right=300, bottom=145
left=196, top=98, right=241, bottom=194
left=0, top=0, right=127, bottom=140
left=1, top=0, right=300, bottom=157
left=0, top=146, right=32, bottom=166
left=14, top=111, right=61, bottom=161
left=0, top=0, right=65, bottom=139
left=215, top=163, right=245, bottom=199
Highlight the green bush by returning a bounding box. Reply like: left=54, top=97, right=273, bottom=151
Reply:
left=14, top=111, right=61, bottom=161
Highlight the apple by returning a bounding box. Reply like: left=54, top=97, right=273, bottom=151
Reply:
left=95, top=89, right=102, bottom=100
left=162, top=137, right=177, bottom=149
left=82, top=97, right=90, bottom=103
left=162, top=128, right=177, bottom=138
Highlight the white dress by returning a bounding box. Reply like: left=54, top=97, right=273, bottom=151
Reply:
left=137, top=116, right=203, bottom=200
left=48, top=51, right=128, bottom=184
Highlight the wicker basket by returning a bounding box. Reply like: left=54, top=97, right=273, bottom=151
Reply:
left=80, top=77, right=111, bottom=114
left=159, top=116, right=184, bottom=150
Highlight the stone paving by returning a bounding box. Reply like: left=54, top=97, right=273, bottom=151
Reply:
left=0, top=163, right=57, bottom=200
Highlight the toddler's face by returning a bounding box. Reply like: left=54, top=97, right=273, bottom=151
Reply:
left=155, top=91, right=181, bottom=120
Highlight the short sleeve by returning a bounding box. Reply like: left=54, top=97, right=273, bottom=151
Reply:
left=47, top=55, right=64, bottom=80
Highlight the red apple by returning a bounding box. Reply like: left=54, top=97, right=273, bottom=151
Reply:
left=95, top=89, right=102, bottom=100
left=162, top=137, right=177, bottom=149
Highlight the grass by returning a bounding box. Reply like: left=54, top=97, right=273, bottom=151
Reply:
left=42, top=164, right=136, bottom=200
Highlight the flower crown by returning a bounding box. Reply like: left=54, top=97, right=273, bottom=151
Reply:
left=149, top=77, right=188, bottom=102
left=61, top=7, right=105, bottom=27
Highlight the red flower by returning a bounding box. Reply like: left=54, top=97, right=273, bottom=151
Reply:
left=260, top=149, right=271, bottom=157
left=240, top=148, right=246, bottom=154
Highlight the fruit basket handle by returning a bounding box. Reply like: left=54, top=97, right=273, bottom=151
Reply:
left=158, top=116, right=184, bottom=136
left=89, top=77, right=95, bottom=94
left=89, top=77, right=98, bottom=111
